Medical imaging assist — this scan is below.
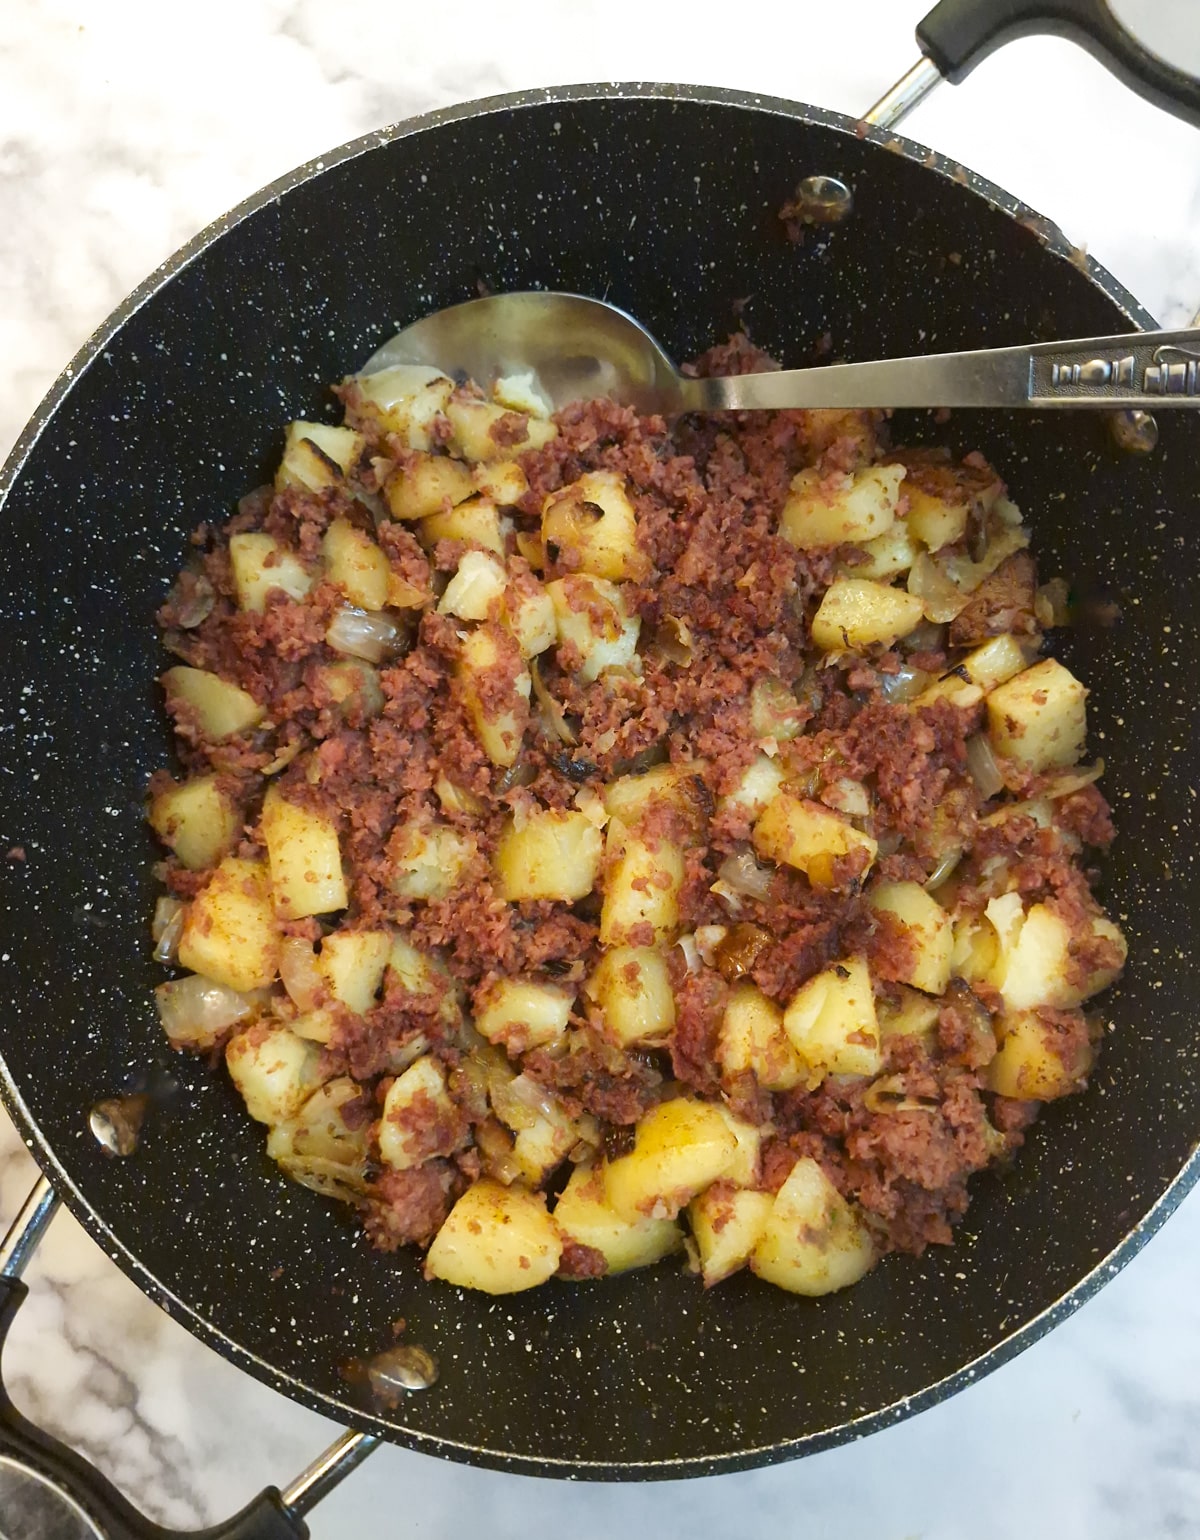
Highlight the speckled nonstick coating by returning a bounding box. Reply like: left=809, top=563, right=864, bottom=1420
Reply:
left=0, top=84, right=1196, bottom=1480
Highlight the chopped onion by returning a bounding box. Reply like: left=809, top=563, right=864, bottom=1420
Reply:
left=1035, top=578, right=1071, bottom=629
left=530, top=659, right=577, bottom=745
left=965, top=733, right=1006, bottom=799
left=164, top=570, right=214, bottom=629
left=476, top=1118, right=523, bottom=1185
left=821, top=777, right=871, bottom=818
left=710, top=881, right=744, bottom=915
left=155, top=974, right=266, bottom=1049
left=151, top=896, right=185, bottom=964
left=1042, top=759, right=1105, bottom=799
left=716, top=848, right=775, bottom=902
left=385, top=1033, right=430, bottom=1075
left=491, top=1072, right=565, bottom=1133
left=924, top=847, right=963, bottom=891
left=907, top=553, right=969, bottom=623
left=279, top=937, right=325, bottom=1012
left=675, top=933, right=701, bottom=974
left=863, top=1075, right=940, bottom=1115
left=878, top=663, right=933, bottom=704
left=694, top=926, right=729, bottom=967
left=325, top=606, right=404, bottom=663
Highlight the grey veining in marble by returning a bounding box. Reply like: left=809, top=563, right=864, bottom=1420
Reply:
left=1, top=2, right=1200, bottom=1535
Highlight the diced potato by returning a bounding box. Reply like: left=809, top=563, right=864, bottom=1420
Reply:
left=904, top=482, right=969, bottom=551
left=425, top=1180, right=562, bottom=1294
left=352, top=366, right=454, bottom=450
left=229, top=532, right=315, bottom=612
left=877, top=986, right=941, bottom=1049
left=445, top=398, right=557, bottom=462
left=554, top=1164, right=683, bottom=1276
left=752, top=793, right=877, bottom=891
left=266, top=1076, right=370, bottom=1201
left=548, top=575, right=640, bottom=683
left=383, top=452, right=477, bottom=521
left=991, top=900, right=1125, bottom=1010
left=318, top=930, right=392, bottom=1014
left=162, top=667, right=265, bottom=740
left=225, top=1024, right=324, bottom=1126
left=782, top=956, right=881, bottom=1086
left=985, top=1009, right=1094, bottom=1099
left=474, top=458, right=529, bottom=506
left=851, top=520, right=921, bottom=581
left=987, top=658, right=1088, bottom=772
left=720, top=753, right=786, bottom=818
left=261, top=784, right=347, bottom=920
left=585, top=947, right=675, bottom=1047
left=474, top=978, right=574, bottom=1053
left=714, top=1107, right=765, bottom=1188
left=958, top=633, right=1028, bottom=692
left=868, top=881, right=953, bottom=994
left=952, top=911, right=1002, bottom=985
left=494, top=809, right=604, bottom=902
left=599, top=820, right=685, bottom=945
left=420, top=496, right=506, bottom=556
left=438, top=550, right=508, bottom=621
left=313, top=659, right=384, bottom=721
left=603, top=763, right=709, bottom=835
left=178, top=857, right=281, bottom=992
left=750, top=1157, right=876, bottom=1296
left=388, top=820, right=477, bottom=901
left=322, top=519, right=391, bottom=611
left=385, top=935, right=461, bottom=1029
left=456, top=624, right=531, bottom=768
left=716, top=982, right=805, bottom=1091
left=378, top=1055, right=460, bottom=1170
left=780, top=463, right=905, bottom=549
left=276, top=421, right=365, bottom=491
left=492, top=371, right=553, bottom=417
left=509, top=1112, right=579, bottom=1188
left=690, top=1185, right=775, bottom=1286
left=749, top=676, right=808, bottom=742
left=811, top=576, right=925, bottom=652
left=542, top=470, right=649, bottom=582
left=147, top=775, right=239, bottom=871
left=603, top=1099, right=738, bottom=1221
left=503, top=577, right=558, bottom=657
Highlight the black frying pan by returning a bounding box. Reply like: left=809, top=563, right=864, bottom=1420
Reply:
left=1, top=2, right=1198, bottom=1535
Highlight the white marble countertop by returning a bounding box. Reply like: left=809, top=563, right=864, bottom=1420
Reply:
left=3, top=3, right=1200, bottom=1535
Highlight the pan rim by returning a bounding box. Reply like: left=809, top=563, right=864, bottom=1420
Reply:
left=0, top=79, right=1186, bottom=1481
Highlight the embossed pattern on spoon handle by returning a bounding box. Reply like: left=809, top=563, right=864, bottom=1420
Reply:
left=685, top=327, right=1200, bottom=411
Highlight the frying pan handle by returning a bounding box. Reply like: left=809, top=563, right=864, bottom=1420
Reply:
left=0, top=1274, right=306, bottom=1540
left=916, top=0, right=1200, bottom=127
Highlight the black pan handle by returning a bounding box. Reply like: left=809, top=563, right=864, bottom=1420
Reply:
left=917, top=0, right=1200, bottom=127
left=0, top=1275, right=306, bottom=1540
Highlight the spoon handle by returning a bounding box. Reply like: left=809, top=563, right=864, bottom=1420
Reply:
left=687, top=327, right=1200, bottom=411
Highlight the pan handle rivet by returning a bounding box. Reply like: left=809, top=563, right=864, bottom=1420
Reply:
left=88, top=1095, right=147, bottom=1157
left=367, top=1344, right=439, bottom=1400
left=782, top=175, right=853, bottom=230
left=1108, top=408, right=1159, bottom=455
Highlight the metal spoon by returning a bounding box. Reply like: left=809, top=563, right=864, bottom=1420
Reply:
left=361, top=290, right=1200, bottom=413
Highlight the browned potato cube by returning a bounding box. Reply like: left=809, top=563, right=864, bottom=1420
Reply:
left=383, top=452, right=476, bottom=520
left=178, top=858, right=282, bottom=992
left=147, top=776, right=239, bottom=871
